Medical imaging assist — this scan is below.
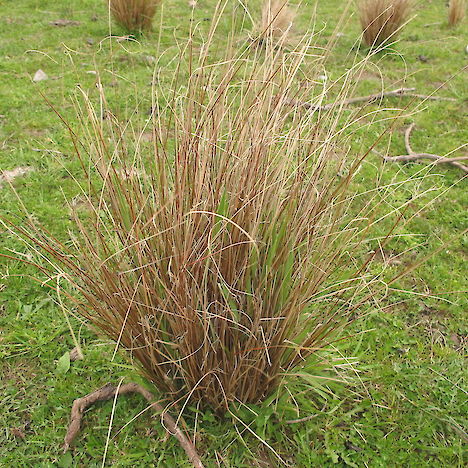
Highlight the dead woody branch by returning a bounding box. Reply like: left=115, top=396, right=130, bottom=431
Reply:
left=381, top=123, right=468, bottom=174
left=63, top=382, right=205, bottom=468
left=288, top=87, right=456, bottom=112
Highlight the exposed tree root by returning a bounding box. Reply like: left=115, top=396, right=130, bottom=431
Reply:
left=63, top=382, right=205, bottom=468
left=382, top=123, right=468, bottom=174
left=288, top=87, right=456, bottom=112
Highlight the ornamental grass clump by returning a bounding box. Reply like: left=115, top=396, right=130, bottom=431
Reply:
left=6, top=17, right=419, bottom=444
left=448, top=0, right=465, bottom=26
left=108, top=0, right=161, bottom=32
left=359, top=0, right=411, bottom=48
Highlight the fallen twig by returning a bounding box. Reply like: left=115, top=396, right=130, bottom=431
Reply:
left=408, top=92, right=456, bottom=102
left=288, top=87, right=456, bottom=111
left=381, top=123, right=468, bottom=174
left=31, top=148, right=63, bottom=154
left=285, top=403, right=326, bottom=424
left=63, top=382, right=205, bottom=468
left=404, top=122, right=415, bottom=154
left=285, top=413, right=320, bottom=424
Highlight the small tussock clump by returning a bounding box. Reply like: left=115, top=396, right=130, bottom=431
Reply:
left=108, top=0, right=161, bottom=32
left=448, top=0, right=465, bottom=26
left=359, top=0, right=411, bottom=48
left=260, top=0, right=295, bottom=40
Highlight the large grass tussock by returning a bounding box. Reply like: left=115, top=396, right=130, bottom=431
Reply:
left=8, top=28, right=416, bottom=414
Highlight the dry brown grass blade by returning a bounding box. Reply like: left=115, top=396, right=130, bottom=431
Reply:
left=358, top=0, right=411, bottom=48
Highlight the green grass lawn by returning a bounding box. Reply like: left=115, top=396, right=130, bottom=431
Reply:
left=1, top=1, right=467, bottom=466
